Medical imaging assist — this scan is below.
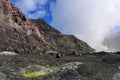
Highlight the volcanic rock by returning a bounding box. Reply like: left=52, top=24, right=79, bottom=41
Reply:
left=0, top=0, right=94, bottom=54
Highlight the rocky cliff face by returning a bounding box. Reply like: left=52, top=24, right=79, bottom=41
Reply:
left=31, top=19, right=94, bottom=54
left=0, top=0, right=94, bottom=54
left=0, top=0, right=52, bottom=54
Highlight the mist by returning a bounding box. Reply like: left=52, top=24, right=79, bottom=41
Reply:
left=51, top=0, right=120, bottom=51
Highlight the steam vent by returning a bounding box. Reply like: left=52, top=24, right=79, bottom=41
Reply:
left=0, top=0, right=119, bottom=80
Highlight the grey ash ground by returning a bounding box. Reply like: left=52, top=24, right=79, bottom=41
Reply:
left=0, top=0, right=120, bottom=80
left=0, top=52, right=120, bottom=80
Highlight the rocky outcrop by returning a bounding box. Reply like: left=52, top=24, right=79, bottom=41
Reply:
left=31, top=19, right=94, bottom=55
left=0, top=0, right=94, bottom=54
left=0, top=0, right=52, bottom=54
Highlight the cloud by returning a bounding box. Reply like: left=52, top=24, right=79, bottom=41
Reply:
left=10, top=0, right=55, bottom=23
left=51, top=0, right=120, bottom=51
left=10, top=0, right=120, bottom=51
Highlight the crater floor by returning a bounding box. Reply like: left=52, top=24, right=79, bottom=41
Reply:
left=0, top=52, right=120, bottom=80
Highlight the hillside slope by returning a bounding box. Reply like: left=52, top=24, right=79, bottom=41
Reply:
left=31, top=19, right=94, bottom=54
left=0, top=0, right=94, bottom=54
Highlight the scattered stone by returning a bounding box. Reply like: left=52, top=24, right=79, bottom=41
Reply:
left=56, top=53, right=61, bottom=58
left=113, top=73, right=120, bottom=80
left=101, top=56, right=120, bottom=64
left=45, top=51, right=58, bottom=55
left=0, top=72, right=6, bottom=80
left=0, top=51, right=17, bottom=55
left=71, top=51, right=83, bottom=56
left=118, top=66, right=120, bottom=69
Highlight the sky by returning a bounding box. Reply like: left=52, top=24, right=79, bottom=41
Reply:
left=10, top=0, right=120, bottom=51
left=10, top=0, right=56, bottom=23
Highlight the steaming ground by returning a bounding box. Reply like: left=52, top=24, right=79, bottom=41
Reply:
left=103, top=32, right=120, bottom=52
left=51, top=0, right=120, bottom=51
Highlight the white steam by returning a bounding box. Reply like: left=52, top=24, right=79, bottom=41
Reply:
left=51, top=0, right=120, bottom=51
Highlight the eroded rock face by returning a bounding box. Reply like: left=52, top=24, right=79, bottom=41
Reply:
left=31, top=19, right=94, bottom=55
left=0, top=0, right=94, bottom=54
left=0, top=0, right=53, bottom=54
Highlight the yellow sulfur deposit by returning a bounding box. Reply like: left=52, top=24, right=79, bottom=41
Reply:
left=20, top=66, right=55, bottom=77
left=20, top=70, right=46, bottom=77
left=20, top=62, right=83, bottom=78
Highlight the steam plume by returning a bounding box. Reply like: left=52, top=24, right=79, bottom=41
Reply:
left=51, top=0, right=120, bottom=51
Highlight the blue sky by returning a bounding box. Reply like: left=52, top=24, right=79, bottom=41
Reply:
left=10, top=0, right=56, bottom=23
left=9, top=0, right=120, bottom=51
